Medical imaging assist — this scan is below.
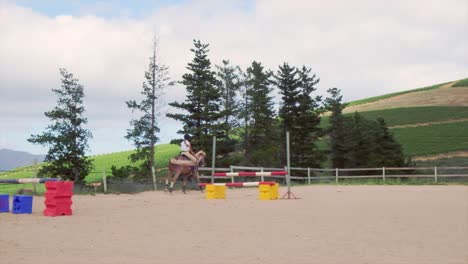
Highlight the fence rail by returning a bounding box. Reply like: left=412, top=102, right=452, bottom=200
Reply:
left=2, top=166, right=467, bottom=185
left=198, top=166, right=468, bottom=184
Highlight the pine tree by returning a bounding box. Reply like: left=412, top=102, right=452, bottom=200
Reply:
left=167, top=40, right=223, bottom=154
left=275, top=64, right=325, bottom=167
left=294, top=66, right=325, bottom=167
left=125, top=40, right=173, bottom=178
left=324, top=88, right=349, bottom=168
left=244, top=61, right=279, bottom=166
left=373, top=118, right=405, bottom=167
left=347, top=112, right=377, bottom=168
left=276, top=63, right=301, bottom=142
left=215, top=60, right=242, bottom=138
left=28, top=69, right=93, bottom=183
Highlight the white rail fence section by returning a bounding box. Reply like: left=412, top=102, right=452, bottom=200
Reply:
left=198, top=166, right=468, bottom=184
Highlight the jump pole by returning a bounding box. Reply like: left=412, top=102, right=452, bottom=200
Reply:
left=211, top=136, right=216, bottom=184
left=282, top=131, right=297, bottom=199
left=0, top=178, right=60, bottom=184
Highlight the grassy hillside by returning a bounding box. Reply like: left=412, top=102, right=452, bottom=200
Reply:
left=321, top=106, right=468, bottom=127
left=347, top=82, right=448, bottom=107
left=0, top=144, right=180, bottom=194
left=392, top=121, right=468, bottom=156
left=321, top=78, right=468, bottom=162
left=453, top=78, right=468, bottom=87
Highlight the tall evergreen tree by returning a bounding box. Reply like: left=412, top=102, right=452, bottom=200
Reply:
left=167, top=40, right=223, bottom=154
left=28, top=68, right=93, bottom=183
left=125, top=40, right=173, bottom=178
left=347, top=112, right=376, bottom=168
left=294, top=66, right=326, bottom=167
left=275, top=64, right=325, bottom=167
left=215, top=60, right=242, bottom=138
left=324, top=88, right=349, bottom=168
left=373, top=118, right=405, bottom=167
left=276, top=63, right=301, bottom=145
left=244, top=61, right=279, bottom=166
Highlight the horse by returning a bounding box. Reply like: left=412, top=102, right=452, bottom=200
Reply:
left=165, top=150, right=206, bottom=193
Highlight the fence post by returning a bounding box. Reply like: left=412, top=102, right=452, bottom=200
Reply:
left=434, top=166, right=438, bottom=183
left=151, top=166, right=157, bottom=190
left=230, top=165, right=234, bottom=183
left=335, top=168, right=339, bottom=184
left=102, top=170, right=107, bottom=193
left=211, top=136, right=216, bottom=184
left=260, top=167, right=264, bottom=182
left=307, top=167, right=311, bottom=185
left=382, top=167, right=386, bottom=184
left=32, top=159, right=38, bottom=194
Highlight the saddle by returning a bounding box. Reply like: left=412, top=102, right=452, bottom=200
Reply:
left=170, top=154, right=197, bottom=167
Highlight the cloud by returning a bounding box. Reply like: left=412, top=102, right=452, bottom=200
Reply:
left=1, top=0, right=467, bottom=154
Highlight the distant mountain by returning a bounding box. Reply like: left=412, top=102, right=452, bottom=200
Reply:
left=0, top=149, right=45, bottom=171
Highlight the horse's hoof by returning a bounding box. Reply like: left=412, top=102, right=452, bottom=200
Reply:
left=169, top=187, right=173, bottom=193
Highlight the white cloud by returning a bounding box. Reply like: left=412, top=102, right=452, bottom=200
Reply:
left=1, top=0, right=467, bottom=154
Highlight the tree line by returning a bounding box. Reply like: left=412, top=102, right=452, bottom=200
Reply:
left=29, top=39, right=408, bottom=183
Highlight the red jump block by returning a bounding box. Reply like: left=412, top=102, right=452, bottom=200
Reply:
left=44, top=181, right=74, bottom=217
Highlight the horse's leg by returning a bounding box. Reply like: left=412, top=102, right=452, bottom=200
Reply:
left=193, top=171, right=203, bottom=192
left=182, top=174, right=187, bottom=194
left=169, top=171, right=181, bottom=193
left=164, top=171, right=172, bottom=192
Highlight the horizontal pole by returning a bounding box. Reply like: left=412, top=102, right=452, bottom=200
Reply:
left=199, top=181, right=277, bottom=187
left=0, top=178, right=60, bottom=184
left=337, top=168, right=383, bottom=172
left=337, top=175, right=383, bottom=179
left=384, top=167, right=434, bottom=170
left=214, top=171, right=287, bottom=177
left=229, top=166, right=264, bottom=170
left=198, top=167, right=231, bottom=172
left=434, top=174, right=468, bottom=177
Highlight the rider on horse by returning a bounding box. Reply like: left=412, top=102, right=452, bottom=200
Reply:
left=180, top=134, right=197, bottom=164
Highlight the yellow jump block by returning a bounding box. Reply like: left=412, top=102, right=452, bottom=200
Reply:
left=258, top=183, right=279, bottom=200
left=205, top=184, right=226, bottom=199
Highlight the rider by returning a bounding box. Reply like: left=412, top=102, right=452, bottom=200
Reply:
left=180, top=134, right=197, bottom=165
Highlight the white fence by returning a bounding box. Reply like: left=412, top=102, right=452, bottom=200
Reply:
left=198, top=166, right=468, bottom=184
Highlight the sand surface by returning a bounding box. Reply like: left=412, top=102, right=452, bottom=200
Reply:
left=1, top=185, right=467, bottom=264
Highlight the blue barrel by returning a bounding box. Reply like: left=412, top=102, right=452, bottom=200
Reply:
left=12, top=195, right=33, bottom=214
left=0, top=194, right=9, bottom=213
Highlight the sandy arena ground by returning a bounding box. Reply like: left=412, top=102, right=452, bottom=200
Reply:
left=1, top=185, right=467, bottom=264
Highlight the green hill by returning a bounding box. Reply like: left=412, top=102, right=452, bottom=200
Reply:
left=0, top=144, right=180, bottom=194
left=333, top=78, right=468, bottom=165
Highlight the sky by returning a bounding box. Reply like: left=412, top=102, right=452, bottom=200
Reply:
left=1, top=0, right=467, bottom=155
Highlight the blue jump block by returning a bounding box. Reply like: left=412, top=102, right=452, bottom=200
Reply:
left=0, top=194, right=9, bottom=213
left=12, top=195, right=33, bottom=214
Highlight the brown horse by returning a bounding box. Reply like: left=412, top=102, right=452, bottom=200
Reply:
left=165, top=150, right=206, bottom=193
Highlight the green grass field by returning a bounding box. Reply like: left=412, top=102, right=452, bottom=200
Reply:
left=453, top=78, right=468, bottom=87
left=321, top=106, right=468, bottom=127
left=392, top=121, right=468, bottom=156
left=0, top=144, right=180, bottom=194
left=346, top=82, right=448, bottom=106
